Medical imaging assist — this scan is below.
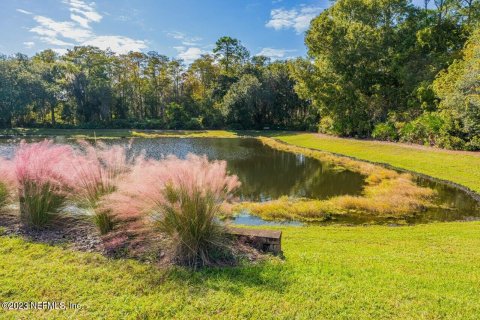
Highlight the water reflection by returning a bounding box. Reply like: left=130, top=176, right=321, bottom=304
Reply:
left=1, top=137, right=479, bottom=225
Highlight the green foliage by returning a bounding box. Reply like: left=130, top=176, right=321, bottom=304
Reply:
left=433, top=26, right=480, bottom=150
left=0, top=38, right=313, bottom=132
left=372, top=122, right=398, bottom=141
left=0, top=182, right=8, bottom=209
left=19, top=182, right=66, bottom=228
left=155, top=184, right=232, bottom=269
left=94, top=210, right=116, bottom=235
left=399, top=112, right=445, bottom=146
left=291, top=0, right=479, bottom=148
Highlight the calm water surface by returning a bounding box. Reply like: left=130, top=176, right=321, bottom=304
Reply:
left=0, top=137, right=479, bottom=225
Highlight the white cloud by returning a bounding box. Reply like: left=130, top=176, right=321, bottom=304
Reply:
left=23, top=0, right=147, bottom=54
left=176, top=47, right=206, bottom=64
left=166, top=31, right=202, bottom=46
left=23, top=41, right=35, bottom=49
left=31, top=15, right=93, bottom=42
left=17, top=9, right=33, bottom=15
left=71, top=14, right=91, bottom=28
left=266, top=5, right=323, bottom=33
left=256, top=47, right=296, bottom=59
left=65, top=0, right=102, bottom=27
left=52, top=48, right=69, bottom=55
left=83, top=36, right=147, bottom=54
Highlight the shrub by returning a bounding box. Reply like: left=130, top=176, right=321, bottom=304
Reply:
left=94, top=209, right=116, bottom=235
left=372, top=122, right=398, bottom=141
left=399, top=112, right=445, bottom=146
left=14, top=141, right=77, bottom=227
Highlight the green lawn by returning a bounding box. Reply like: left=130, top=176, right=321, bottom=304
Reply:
left=2, top=130, right=480, bottom=319
left=275, top=133, right=480, bottom=193
left=1, top=222, right=480, bottom=319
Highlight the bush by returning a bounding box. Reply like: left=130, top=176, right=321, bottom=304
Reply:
left=19, top=181, right=66, bottom=227
left=399, top=112, right=445, bottom=146
left=372, top=122, right=398, bottom=141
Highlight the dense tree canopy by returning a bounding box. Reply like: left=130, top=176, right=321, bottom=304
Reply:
left=289, top=0, right=479, bottom=149
left=0, top=39, right=316, bottom=130
left=0, top=0, right=479, bottom=150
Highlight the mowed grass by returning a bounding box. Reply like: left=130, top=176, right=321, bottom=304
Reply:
left=0, top=128, right=238, bottom=139
left=274, top=133, right=480, bottom=193
left=1, top=222, right=480, bottom=319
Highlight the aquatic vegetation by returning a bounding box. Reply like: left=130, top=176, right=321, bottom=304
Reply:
left=243, top=138, right=436, bottom=221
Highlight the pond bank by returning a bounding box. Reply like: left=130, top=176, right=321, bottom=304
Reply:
left=274, top=132, right=480, bottom=194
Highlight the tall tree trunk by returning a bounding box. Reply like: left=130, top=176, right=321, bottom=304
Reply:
left=50, top=104, right=56, bottom=126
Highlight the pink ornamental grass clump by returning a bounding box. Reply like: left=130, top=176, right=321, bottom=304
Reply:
left=0, top=157, right=15, bottom=208
left=71, top=140, right=131, bottom=207
left=14, top=140, right=77, bottom=227
left=104, top=154, right=241, bottom=267
left=70, top=140, right=133, bottom=234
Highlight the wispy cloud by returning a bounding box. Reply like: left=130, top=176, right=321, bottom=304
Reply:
left=266, top=5, right=323, bottom=33
left=83, top=36, right=147, bottom=54
left=174, top=46, right=206, bottom=64
left=168, top=31, right=206, bottom=63
left=24, top=0, right=147, bottom=54
left=23, top=41, right=35, bottom=49
left=166, top=31, right=202, bottom=46
left=17, top=9, right=33, bottom=15
left=256, top=47, right=296, bottom=60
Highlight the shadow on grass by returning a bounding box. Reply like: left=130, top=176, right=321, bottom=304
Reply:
left=155, top=259, right=292, bottom=296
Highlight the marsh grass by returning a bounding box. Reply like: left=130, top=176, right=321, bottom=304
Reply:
left=241, top=138, right=436, bottom=221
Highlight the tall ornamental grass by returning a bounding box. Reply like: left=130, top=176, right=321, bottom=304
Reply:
left=106, top=154, right=240, bottom=268
left=14, top=141, right=77, bottom=227
left=0, top=158, right=15, bottom=209
left=71, top=141, right=132, bottom=234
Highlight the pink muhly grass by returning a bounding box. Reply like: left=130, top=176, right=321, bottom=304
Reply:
left=13, top=140, right=77, bottom=227
left=71, top=140, right=131, bottom=208
left=0, top=157, right=15, bottom=208
left=104, top=154, right=241, bottom=268
left=69, top=140, right=133, bottom=234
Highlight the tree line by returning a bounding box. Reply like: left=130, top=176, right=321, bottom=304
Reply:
left=0, top=0, right=479, bottom=150
left=0, top=37, right=316, bottom=131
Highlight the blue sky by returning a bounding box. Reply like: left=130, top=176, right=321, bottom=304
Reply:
left=0, top=0, right=425, bottom=62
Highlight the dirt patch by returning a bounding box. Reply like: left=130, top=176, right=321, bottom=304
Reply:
left=0, top=210, right=103, bottom=253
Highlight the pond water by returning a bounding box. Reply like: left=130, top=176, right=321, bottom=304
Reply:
left=0, top=137, right=479, bottom=226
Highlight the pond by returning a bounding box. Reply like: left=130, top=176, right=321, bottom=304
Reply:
left=0, top=137, right=479, bottom=226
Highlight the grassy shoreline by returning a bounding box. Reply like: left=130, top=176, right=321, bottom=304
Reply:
left=273, top=133, right=480, bottom=194
left=236, top=137, right=436, bottom=222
